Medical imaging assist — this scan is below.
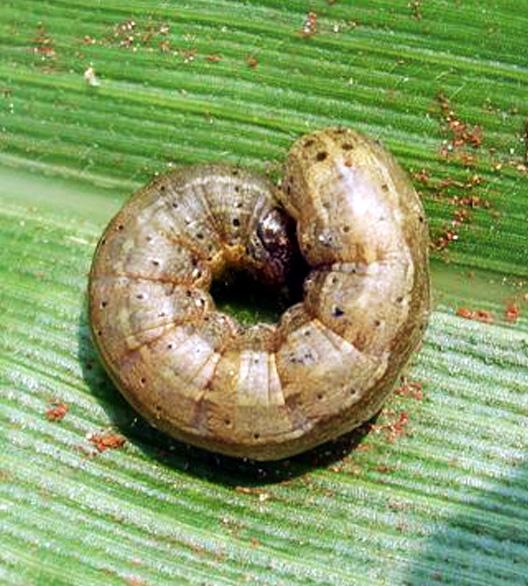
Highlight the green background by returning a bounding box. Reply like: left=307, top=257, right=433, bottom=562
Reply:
left=1, top=1, right=527, bottom=584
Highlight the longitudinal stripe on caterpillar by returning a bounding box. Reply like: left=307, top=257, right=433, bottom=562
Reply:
left=89, top=127, right=430, bottom=461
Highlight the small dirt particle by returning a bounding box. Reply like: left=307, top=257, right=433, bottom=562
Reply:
left=206, top=54, right=222, bottom=63
left=180, top=48, right=197, bottom=63
left=413, top=168, right=430, bottom=184
left=300, top=11, right=318, bottom=37
left=372, top=411, right=410, bottom=443
left=376, top=464, right=396, bottom=474
left=394, top=378, right=424, bottom=401
left=124, top=578, right=147, bottom=586
left=432, top=228, right=459, bottom=251
left=409, top=0, right=423, bottom=20
left=456, top=307, right=494, bottom=324
left=83, top=66, right=100, bottom=87
left=88, top=431, right=127, bottom=452
left=33, top=26, right=54, bottom=53
left=45, top=401, right=69, bottom=422
left=33, top=24, right=56, bottom=62
left=114, top=19, right=137, bottom=48
left=420, top=161, right=491, bottom=252
left=505, top=303, right=520, bottom=323
left=234, top=486, right=271, bottom=500
left=246, top=54, right=258, bottom=68
left=437, top=93, right=483, bottom=157
left=159, top=40, right=171, bottom=53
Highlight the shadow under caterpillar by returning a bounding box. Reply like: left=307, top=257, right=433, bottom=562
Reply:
left=89, top=127, right=430, bottom=460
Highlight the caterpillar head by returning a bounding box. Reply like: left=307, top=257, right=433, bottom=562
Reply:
left=247, top=207, right=296, bottom=286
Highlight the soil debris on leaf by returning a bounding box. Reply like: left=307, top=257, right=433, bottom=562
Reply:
left=409, top=1, right=423, bottom=20
left=234, top=486, right=271, bottom=501
left=372, top=411, right=410, bottom=443
left=456, top=307, right=494, bottom=324
left=206, top=54, right=222, bottom=63
left=124, top=578, right=148, bottom=586
left=300, top=11, right=318, bottom=37
left=88, top=430, right=127, bottom=452
left=505, top=303, right=520, bottom=323
left=437, top=92, right=483, bottom=156
left=246, top=54, right=258, bottom=68
left=32, top=24, right=57, bottom=65
left=414, top=134, right=492, bottom=253
left=113, top=19, right=137, bottom=49
left=88, top=18, right=173, bottom=53
left=179, top=48, right=197, bottom=63
left=83, top=66, right=100, bottom=87
left=413, top=168, right=430, bottom=185
left=376, top=464, right=397, bottom=474
left=394, top=378, right=424, bottom=401
left=33, top=24, right=56, bottom=58
left=45, top=401, right=69, bottom=422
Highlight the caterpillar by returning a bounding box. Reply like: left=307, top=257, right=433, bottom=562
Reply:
left=89, top=127, right=430, bottom=461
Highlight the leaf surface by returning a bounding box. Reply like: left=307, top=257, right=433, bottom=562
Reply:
left=1, top=1, right=527, bottom=584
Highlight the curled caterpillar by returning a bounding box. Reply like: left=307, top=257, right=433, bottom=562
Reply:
left=89, top=127, right=430, bottom=461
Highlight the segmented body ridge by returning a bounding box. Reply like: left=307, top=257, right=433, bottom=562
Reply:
left=89, top=128, right=430, bottom=460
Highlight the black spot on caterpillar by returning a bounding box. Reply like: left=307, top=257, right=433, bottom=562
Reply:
left=89, top=127, right=430, bottom=460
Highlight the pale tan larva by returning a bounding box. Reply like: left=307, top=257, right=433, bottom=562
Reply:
left=89, top=128, right=430, bottom=461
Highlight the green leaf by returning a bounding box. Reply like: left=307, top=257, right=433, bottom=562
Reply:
left=1, top=1, right=527, bottom=584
